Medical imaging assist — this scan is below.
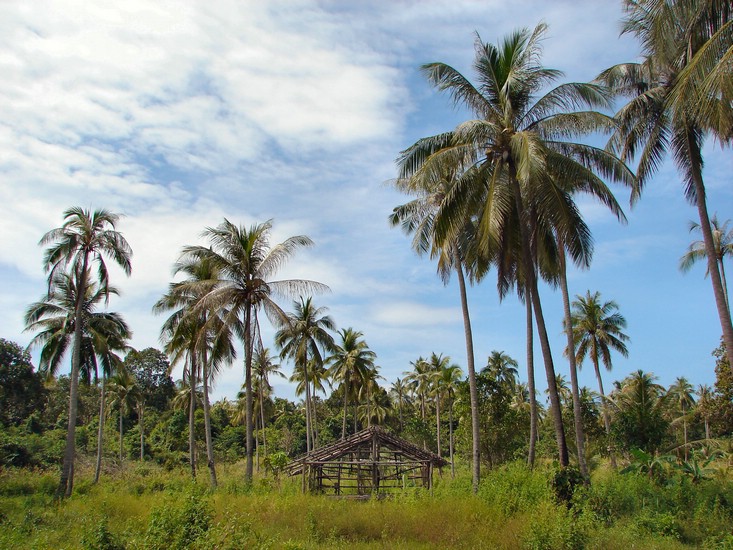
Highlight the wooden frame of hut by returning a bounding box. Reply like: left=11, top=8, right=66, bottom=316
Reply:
left=285, top=426, right=448, bottom=498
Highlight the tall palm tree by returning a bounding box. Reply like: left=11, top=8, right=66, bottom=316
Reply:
left=696, top=383, right=714, bottom=440
left=252, top=346, right=285, bottom=465
left=571, top=290, right=629, bottom=468
left=179, top=219, right=328, bottom=481
left=405, top=357, right=432, bottom=421
left=276, top=297, right=335, bottom=452
left=436, top=361, right=462, bottom=477
left=327, top=328, right=376, bottom=439
left=482, top=351, right=519, bottom=391
left=613, top=369, right=668, bottom=453
left=389, top=377, right=411, bottom=433
left=390, top=157, right=483, bottom=492
left=680, top=215, right=732, bottom=313
left=667, top=376, right=696, bottom=459
left=24, top=271, right=131, bottom=483
left=598, top=0, right=733, bottom=364
left=154, top=254, right=236, bottom=487
left=34, top=207, right=131, bottom=497
left=399, top=25, right=633, bottom=467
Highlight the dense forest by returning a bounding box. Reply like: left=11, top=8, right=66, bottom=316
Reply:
left=2, top=0, right=733, bottom=548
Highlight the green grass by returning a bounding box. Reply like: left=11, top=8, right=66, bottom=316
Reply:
left=0, top=461, right=730, bottom=549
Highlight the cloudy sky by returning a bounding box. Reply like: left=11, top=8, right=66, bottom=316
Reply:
left=2, top=0, right=730, bottom=403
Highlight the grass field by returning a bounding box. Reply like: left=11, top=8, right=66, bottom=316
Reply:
left=1, top=460, right=732, bottom=549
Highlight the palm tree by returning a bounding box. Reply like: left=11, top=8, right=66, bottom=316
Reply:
left=667, top=376, right=696, bottom=459
left=437, top=362, right=462, bottom=477
left=399, top=25, right=633, bottom=467
left=405, top=357, right=432, bottom=421
left=154, top=254, right=236, bottom=487
left=34, top=207, right=131, bottom=497
left=252, top=346, right=285, bottom=465
left=613, top=370, right=668, bottom=453
left=276, top=297, right=335, bottom=452
left=327, top=328, right=376, bottom=439
left=390, top=157, right=483, bottom=492
left=571, top=290, right=629, bottom=468
left=598, top=1, right=733, bottom=364
left=696, top=384, right=714, bottom=440
left=680, top=215, right=732, bottom=313
left=179, top=219, right=328, bottom=481
left=24, top=271, right=131, bottom=483
left=482, top=351, right=518, bottom=391
left=389, top=378, right=411, bottom=432
left=107, top=367, right=140, bottom=463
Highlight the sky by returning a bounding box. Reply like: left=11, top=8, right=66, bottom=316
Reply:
left=1, top=0, right=731, bottom=404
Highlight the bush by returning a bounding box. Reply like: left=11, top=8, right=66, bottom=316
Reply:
left=144, top=489, right=212, bottom=550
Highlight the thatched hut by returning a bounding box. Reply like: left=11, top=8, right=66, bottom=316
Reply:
left=285, top=426, right=447, bottom=497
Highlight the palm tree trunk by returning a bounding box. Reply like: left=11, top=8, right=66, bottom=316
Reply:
left=139, top=403, right=144, bottom=461
left=435, top=394, right=441, bottom=458
left=94, top=377, right=106, bottom=483
left=119, top=409, right=124, bottom=463
left=449, top=399, right=455, bottom=479
left=202, top=354, right=217, bottom=488
left=682, top=403, right=688, bottom=461
left=244, top=305, right=254, bottom=481
left=311, top=378, right=319, bottom=449
left=303, top=355, right=312, bottom=453
left=686, top=126, right=733, bottom=369
left=593, top=352, right=616, bottom=469
left=260, top=383, right=268, bottom=465
left=189, top=356, right=197, bottom=479
left=509, top=169, right=568, bottom=467
left=719, top=258, right=730, bottom=315
left=58, top=256, right=89, bottom=498
left=456, top=262, right=480, bottom=492
left=558, top=246, right=589, bottom=479
left=526, top=296, right=538, bottom=468
left=342, top=378, right=349, bottom=440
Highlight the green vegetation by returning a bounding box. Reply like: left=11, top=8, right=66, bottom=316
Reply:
left=2, top=0, right=733, bottom=546
left=1, top=460, right=732, bottom=549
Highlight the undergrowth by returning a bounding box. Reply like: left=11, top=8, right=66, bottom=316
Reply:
left=0, top=460, right=730, bottom=549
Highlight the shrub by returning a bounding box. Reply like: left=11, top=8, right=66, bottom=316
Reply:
left=144, top=489, right=212, bottom=550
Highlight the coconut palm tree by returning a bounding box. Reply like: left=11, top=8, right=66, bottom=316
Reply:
left=327, top=328, right=376, bottom=439
left=24, top=271, right=131, bottom=483
left=680, top=215, right=732, bottom=313
left=598, top=0, right=733, bottom=363
left=696, top=383, right=714, bottom=440
left=179, top=219, right=328, bottom=481
left=405, top=357, right=433, bottom=421
left=154, top=254, right=237, bottom=487
left=276, top=297, right=335, bottom=452
left=399, top=25, right=633, bottom=467
left=390, top=157, right=484, bottom=492
left=34, top=207, right=132, bottom=497
left=613, top=370, right=668, bottom=453
left=571, top=290, right=629, bottom=468
left=389, top=378, right=411, bottom=433
left=667, top=376, right=696, bottom=459
left=482, top=351, right=518, bottom=391
left=251, top=346, right=284, bottom=466
left=436, top=362, right=462, bottom=476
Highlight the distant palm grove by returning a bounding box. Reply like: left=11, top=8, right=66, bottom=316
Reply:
left=2, top=1, right=733, bottom=548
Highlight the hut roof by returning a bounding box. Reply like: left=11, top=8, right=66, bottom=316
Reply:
left=285, top=426, right=448, bottom=475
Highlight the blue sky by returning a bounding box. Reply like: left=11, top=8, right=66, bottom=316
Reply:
left=1, top=0, right=731, bottom=403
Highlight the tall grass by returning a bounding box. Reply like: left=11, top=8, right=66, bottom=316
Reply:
left=0, top=460, right=730, bottom=549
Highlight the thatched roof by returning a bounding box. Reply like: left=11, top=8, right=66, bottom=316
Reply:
left=285, top=426, right=448, bottom=475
